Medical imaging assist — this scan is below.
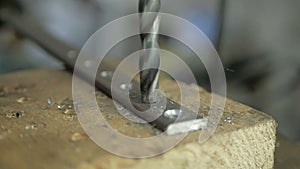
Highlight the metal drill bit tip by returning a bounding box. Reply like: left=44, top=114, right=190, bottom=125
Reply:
left=139, top=0, right=161, bottom=102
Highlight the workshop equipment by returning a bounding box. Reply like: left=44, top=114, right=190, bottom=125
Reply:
left=138, top=0, right=161, bottom=102
left=0, top=1, right=278, bottom=168
left=0, top=0, right=206, bottom=134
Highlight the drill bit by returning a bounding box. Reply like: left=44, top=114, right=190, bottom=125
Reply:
left=139, top=0, right=161, bottom=103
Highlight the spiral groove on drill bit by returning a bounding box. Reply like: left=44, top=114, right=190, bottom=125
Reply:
left=139, top=0, right=161, bottom=102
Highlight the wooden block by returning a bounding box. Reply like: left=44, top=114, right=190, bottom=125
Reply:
left=0, top=69, right=277, bottom=169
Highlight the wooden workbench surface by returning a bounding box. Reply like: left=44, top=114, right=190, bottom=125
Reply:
left=0, top=69, right=276, bottom=169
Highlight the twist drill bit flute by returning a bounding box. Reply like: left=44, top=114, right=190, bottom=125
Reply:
left=139, top=0, right=161, bottom=102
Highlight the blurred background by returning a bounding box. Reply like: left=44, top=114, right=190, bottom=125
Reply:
left=0, top=0, right=299, bottom=143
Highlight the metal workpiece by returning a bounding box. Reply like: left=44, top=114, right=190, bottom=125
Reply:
left=96, top=66, right=205, bottom=133
left=0, top=10, right=76, bottom=70
left=139, top=0, right=161, bottom=103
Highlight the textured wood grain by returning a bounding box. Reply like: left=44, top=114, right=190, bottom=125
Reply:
left=0, top=69, right=277, bottom=169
